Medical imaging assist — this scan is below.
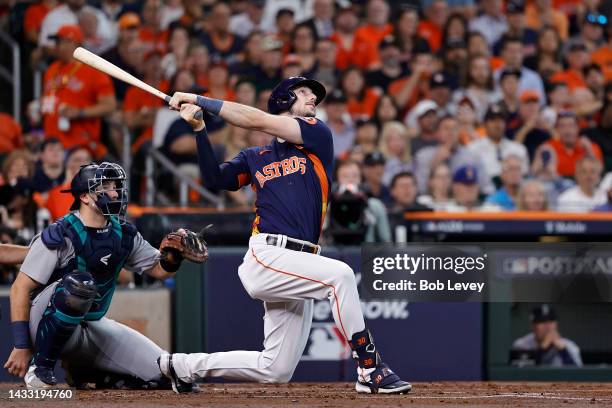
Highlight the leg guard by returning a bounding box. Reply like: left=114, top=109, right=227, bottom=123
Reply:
left=348, top=329, right=380, bottom=369
left=33, top=272, right=96, bottom=369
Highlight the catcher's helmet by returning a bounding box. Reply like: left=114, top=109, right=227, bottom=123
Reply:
left=61, top=162, right=128, bottom=219
left=267, top=76, right=326, bottom=114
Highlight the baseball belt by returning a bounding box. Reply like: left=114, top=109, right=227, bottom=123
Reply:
left=265, top=235, right=320, bottom=255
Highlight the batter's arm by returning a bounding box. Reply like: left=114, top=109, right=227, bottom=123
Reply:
left=0, top=244, right=29, bottom=264
left=169, top=92, right=303, bottom=143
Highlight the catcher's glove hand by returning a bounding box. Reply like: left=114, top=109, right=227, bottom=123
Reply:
left=160, top=228, right=209, bottom=266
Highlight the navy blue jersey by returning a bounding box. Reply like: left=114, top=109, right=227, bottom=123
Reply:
left=223, top=118, right=334, bottom=243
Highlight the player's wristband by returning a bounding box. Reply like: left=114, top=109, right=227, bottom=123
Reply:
left=11, top=321, right=32, bottom=349
left=195, top=95, right=223, bottom=116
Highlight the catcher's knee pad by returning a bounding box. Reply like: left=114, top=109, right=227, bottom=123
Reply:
left=54, top=272, right=97, bottom=315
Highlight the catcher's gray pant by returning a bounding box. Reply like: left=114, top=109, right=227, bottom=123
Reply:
left=171, top=233, right=366, bottom=383
left=29, top=281, right=164, bottom=381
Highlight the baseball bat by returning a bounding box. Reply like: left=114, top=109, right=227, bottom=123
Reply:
left=73, top=47, right=203, bottom=120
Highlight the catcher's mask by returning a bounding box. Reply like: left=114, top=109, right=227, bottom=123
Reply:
left=61, top=162, right=129, bottom=220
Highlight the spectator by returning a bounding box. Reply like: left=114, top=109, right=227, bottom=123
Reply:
left=591, top=22, right=612, bottom=81
left=229, top=0, right=265, bottom=38
left=0, top=113, right=23, bottom=157
left=302, top=0, right=335, bottom=39
left=32, top=138, right=65, bottom=193
left=469, top=0, right=507, bottom=48
left=557, top=156, right=606, bottom=211
left=393, top=7, right=430, bottom=62
left=227, top=32, right=259, bottom=84
left=161, top=24, right=191, bottom=80
left=353, top=120, right=379, bottom=154
left=124, top=50, right=168, bottom=155
left=525, top=0, right=569, bottom=40
left=78, top=7, right=114, bottom=55
left=511, top=305, right=582, bottom=366
left=205, top=59, right=235, bottom=102
left=101, top=12, right=141, bottom=102
left=550, top=39, right=590, bottom=91
left=441, top=39, right=469, bottom=91
left=291, top=23, right=318, bottom=76
left=467, top=104, right=528, bottom=183
left=327, top=160, right=391, bottom=243
left=38, top=0, right=115, bottom=52
left=485, top=154, right=525, bottom=210
left=524, top=26, right=562, bottom=75
left=453, top=55, right=498, bottom=121
left=311, top=38, right=339, bottom=89
left=138, top=0, right=168, bottom=54
left=417, top=163, right=453, bottom=211
left=366, top=35, right=410, bottom=94
left=40, top=146, right=92, bottom=220
left=448, top=165, right=484, bottom=211
left=331, top=5, right=376, bottom=70
left=496, top=68, right=521, bottom=129
left=517, top=180, right=549, bottom=211
left=493, top=1, right=538, bottom=57
left=455, top=96, right=482, bottom=144
left=513, top=91, right=551, bottom=160
left=0, top=151, right=38, bottom=241
left=495, top=37, right=546, bottom=104
left=1, top=150, right=34, bottom=187
left=389, top=51, right=433, bottom=113
left=354, top=0, right=393, bottom=61
left=575, top=12, right=607, bottom=52
left=274, top=8, right=296, bottom=49
left=252, top=35, right=283, bottom=92
left=325, top=89, right=355, bottom=158
left=428, top=72, right=454, bottom=116
left=530, top=143, right=575, bottom=207
left=584, top=82, right=612, bottom=171
left=405, top=100, right=439, bottom=152
left=441, top=13, right=468, bottom=50
left=418, top=0, right=449, bottom=52
left=160, top=0, right=184, bottom=30
left=414, top=115, right=491, bottom=194
left=546, top=112, right=603, bottom=178
left=340, top=67, right=380, bottom=120
left=23, top=0, right=58, bottom=45
left=362, top=152, right=392, bottom=205
left=41, top=25, right=116, bottom=160
left=199, top=2, right=244, bottom=64
left=389, top=171, right=432, bottom=212
left=374, top=94, right=401, bottom=128
left=583, top=63, right=606, bottom=103
left=379, top=121, right=412, bottom=186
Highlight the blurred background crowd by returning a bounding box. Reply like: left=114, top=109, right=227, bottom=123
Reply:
left=1, top=0, right=612, bottom=256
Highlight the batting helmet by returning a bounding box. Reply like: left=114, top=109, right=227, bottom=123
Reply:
left=61, top=162, right=128, bottom=219
left=267, top=76, right=327, bottom=114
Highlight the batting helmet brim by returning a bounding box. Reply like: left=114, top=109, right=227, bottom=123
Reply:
left=289, top=78, right=327, bottom=106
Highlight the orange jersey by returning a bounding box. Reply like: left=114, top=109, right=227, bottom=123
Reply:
left=591, top=46, right=612, bottom=81
left=547, top=138, right=603, bottom=177
left=43, top=182, right=74, bottom=221
left=24, top=3, right=51, bottom=36
left=346, top=88, right=380, bottom=120
left=525, top=5, right=568, bottom=40
left=0, top=113, right=23, bottom=153
left=417, top=21, right=442, bottom=53
left=354, top=24, right=393, bottom=63
left=138, top=27, right=169, bottom=54
left=331, top=32, right=378, bottom=70
left=123, top=80, right=169, bottom=152
left=42, top=61, right=114, bottom=153
left=550, top=69, right=586, bottom=91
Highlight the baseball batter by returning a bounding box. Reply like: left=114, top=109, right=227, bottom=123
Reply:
left=158, top=77, right=411, bottom=394
left=4, top=162, right=206, bottom=390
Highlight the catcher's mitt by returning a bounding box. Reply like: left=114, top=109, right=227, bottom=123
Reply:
left=160, top=228, right=209, bottom=265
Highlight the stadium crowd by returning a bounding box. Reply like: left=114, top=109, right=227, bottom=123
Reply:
left=2, top=0, right=612, bottom=250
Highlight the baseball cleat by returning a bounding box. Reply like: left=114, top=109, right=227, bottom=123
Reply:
left=157, top=354, right=199, bottom=394
left=25, top=365, right=57, bottom=390
left=355, top=363, right=412, bottom=394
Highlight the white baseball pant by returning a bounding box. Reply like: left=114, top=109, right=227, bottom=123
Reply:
left=171, top=233, right=366, bottom=383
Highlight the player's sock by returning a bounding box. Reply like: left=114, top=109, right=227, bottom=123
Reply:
left=33, top=310, right=83, bottom=370
left=348, top=329, right=380, bottom=381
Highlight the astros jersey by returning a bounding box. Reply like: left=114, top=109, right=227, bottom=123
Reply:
left=229, top=118, right=334, bottom=244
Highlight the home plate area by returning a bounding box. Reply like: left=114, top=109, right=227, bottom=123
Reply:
left=2, top=381, right=612, bottom=407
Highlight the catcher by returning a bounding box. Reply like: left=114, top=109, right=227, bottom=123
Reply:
left=4, top=162, right=207, bottom=390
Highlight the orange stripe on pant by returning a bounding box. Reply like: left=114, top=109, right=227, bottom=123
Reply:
left=250, top=247, right=349, bottom=342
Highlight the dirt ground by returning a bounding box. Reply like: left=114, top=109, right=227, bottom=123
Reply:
left=1, top=381, right=611, bottom=408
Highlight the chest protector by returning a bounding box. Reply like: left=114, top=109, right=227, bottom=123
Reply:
left=41, top=213, right=137, bottom=320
